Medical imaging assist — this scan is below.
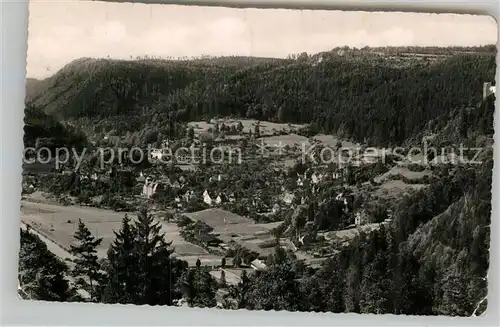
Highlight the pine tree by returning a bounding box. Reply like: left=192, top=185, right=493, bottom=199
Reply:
left=299, top=275, right=326, bottom=312
left=177, top=266, right=217, bottom=308
left=436, top=274, right=472, bottom=316
left=359, top=252, right=391, bottom=314
left=245, top=262, right=301, bottom=311
left=102, top=214, right=138, bottom=304
left=103, top=210, right=187, bottom=306
left=195, top=267, right=217, bottom=308
left=69, top=219, right=104, bottom=302
left=135, top=207, right=184, bottom=305
left=177, top=268, right=196, bottom=305
left=236, top=270, right=251, bottom=309
left=317, top=256, right=346, bottom=313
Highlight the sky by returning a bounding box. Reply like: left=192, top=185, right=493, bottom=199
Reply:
left=27, top=0, right=497, bottom=78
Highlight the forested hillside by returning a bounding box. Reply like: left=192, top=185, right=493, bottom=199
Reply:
left=23, top=105, right=87, bottom=151
left=27, top=56, right=287, bottom=119
left=220, top=95, right=494, bottom=316
left=26, top=46, right=496, bottom=147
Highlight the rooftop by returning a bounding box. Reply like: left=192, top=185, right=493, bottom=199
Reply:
left=251, top=259, right=267, bottom=271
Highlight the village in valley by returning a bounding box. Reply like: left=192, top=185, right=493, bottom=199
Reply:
left=21, top=115, right=442, bottom=306
left=17, top=0, right=495, bottom=314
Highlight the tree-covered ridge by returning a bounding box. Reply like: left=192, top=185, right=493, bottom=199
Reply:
left=20, top=46, right=495, bottom=316
left=26, top=46, right=496, bottom=147
left=26, top=56, right=288, bottom=119
left=168, top=52, right=495, bottom=146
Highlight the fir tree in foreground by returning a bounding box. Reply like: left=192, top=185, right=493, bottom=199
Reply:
left=69, top=219, right=104, bottom=302
left=177, top=264, right=217, bottom=308
left=102, top=214, right=137, bottom=304
left=102, top=209, right=188, bottom=305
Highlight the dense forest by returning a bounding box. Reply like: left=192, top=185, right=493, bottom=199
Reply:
left=23, top=105, right=88, bottom=151
left=25, top=46, right=496, bottom=147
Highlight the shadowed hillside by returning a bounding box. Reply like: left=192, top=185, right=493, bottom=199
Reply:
left=24, top=105, right=87, bottom=151
left=26, top=56, right=288, bottom=119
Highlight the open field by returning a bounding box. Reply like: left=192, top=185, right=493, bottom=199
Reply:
left=187, top=119, right=307, bottom=136
left=22, top=191, right=62, bottom=205
left=187, top=118, right=362, bottom=152
left=183, top=209, right=281, bottom=236
left=374, top=180, right=427, bottom=197
left=210, top=268, right=254, bottom=286
left=183, top=208, right=252, bottom=227
left=313, top=134, right=358, bottom=149
left=20, top=201, right=214, bottom=263
left=21, top=201, right=127, bottom=257
left=175, top=255, right=228, bottom=267
left=373, top=166, right=433, bottom=184
left=182, top=209, right=283, bottom=257
left=258, top=133, right=310, bottom=147
left=319, top=220, right=393, bottom=245
left=154, top=221, right=220, bottom=265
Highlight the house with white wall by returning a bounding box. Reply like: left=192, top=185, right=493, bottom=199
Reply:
left=142, top=178, right=162, bottom=199
left=203, top=190, right=213, bottom=206
left=282, top=192, right=295, bottom=205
